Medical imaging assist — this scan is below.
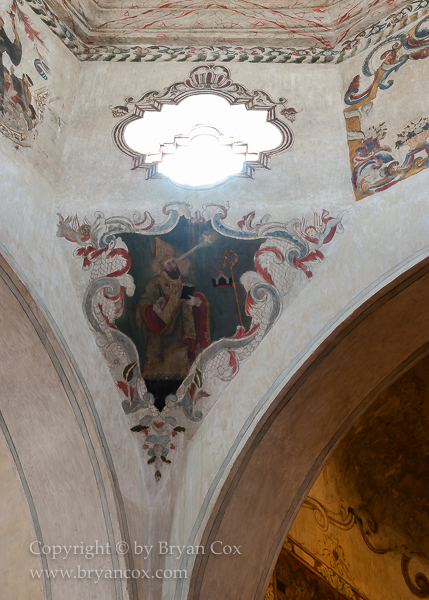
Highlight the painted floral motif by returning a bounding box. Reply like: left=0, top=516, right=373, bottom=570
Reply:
left=272, top=539, right=368, bottom=600
left=344, top=13, right=429, bottom=199
left=318, top=533, right=353, bottom=581
left=20, top=0, right=429, bottom=64
left=276, top=551, right=354, bottom=600
left=264, top=581, right=275, bottom=600
left=130, top=412, right=186, bottom=482
left=317, top=564, right=355, bottom=599
left=58, top=203, right=344, bottom=478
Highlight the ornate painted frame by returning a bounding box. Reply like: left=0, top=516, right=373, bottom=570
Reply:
left=58, top=204, right=344, bottom=480
left=343, top=13, right=429, bottom=200
left=111, top=65, right=296, bottom=184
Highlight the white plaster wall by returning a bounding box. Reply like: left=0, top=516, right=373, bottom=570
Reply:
left=0, top=12, right=428, bottom=598
left=50, top=61, right=355, bottom=597
left=0, top=277, right=118, bottom=599
left=53, top=57, right=429, bottom=600
left=0, top=3, right=147, bottom=597
left=57, top=61, right=354, bottom=214
left=164, top=168, right=429, bottom=600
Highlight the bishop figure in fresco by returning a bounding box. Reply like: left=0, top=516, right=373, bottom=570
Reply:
left=136, top=237, right=210, bottom=410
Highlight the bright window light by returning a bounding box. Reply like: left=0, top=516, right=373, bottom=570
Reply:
left=124, top=94, right=282, bottom=187
left=157, top=126, right=246, bottom=187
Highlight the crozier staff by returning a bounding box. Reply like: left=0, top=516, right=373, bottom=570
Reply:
left=0, top=12, right=22, bottom=113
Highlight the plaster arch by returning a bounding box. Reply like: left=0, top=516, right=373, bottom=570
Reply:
left=0, top=251, right=142, bottom=600
left=188, top=255, right=429, bottom=600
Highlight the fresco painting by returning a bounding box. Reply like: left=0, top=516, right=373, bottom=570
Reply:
left=343, top=13, right=429, bottom=199
left=279, top=356, right=429, bottom=600
left=10, top=0, right=428, bottom=64
left=115, top=219, right=262, bottom=411
left=324, top=360, right=429, bottom=576
left=0, top=1, right=49, bottom=147
left=274, top=542, right=363, bottom=600
left=58, top=203, right=344, bottom=479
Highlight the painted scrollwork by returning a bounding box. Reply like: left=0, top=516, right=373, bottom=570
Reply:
left=58, top=204, right=343, bottom=479
left=303, top=496, right=429, bottom=598
left=111, top=65, right=295, bottom=181
left=343, top=14, right=429, bottom=199
left=402, top=555, right=429, bottom=598
left=302, top=497, right=355, bottom=532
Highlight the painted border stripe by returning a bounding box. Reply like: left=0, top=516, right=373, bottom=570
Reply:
left=0, top=412, right=52, bottom=600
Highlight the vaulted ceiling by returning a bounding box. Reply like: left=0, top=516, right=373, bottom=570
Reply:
left=39, top=0, right=409, bottom=50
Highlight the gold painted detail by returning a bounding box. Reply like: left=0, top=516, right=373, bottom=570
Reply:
left=285, top=537, right=369, bottom=600
left=317, top=563, right=356, bottom=599
left=303, top=497, right=429, bottom=598
left=302, top=497, right=355, bottom=532
left=264, top=583, right=275, bottom=600
left=401, top=555, right=429, bottom=598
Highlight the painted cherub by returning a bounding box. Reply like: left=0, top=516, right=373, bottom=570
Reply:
left=57, top=214, right=92, bottom=245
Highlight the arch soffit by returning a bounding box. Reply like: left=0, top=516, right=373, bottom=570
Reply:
left=189, top=255, right=429, bottom=600
left=0, top=250, right=139, bottom=600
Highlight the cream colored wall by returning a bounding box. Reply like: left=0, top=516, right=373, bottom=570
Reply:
left=0, top=7, right=429, bottom=599
left=0, top=270, right=128, bottom=599
left=56, top=59, right=429, bottom=600
left=0, top=1, right=146, bottom=598
left=165, top=173, right=429, bottom=600
left=0, top=440, right=43, bottom=600
left=58, top=61, right=353, bottom=214
left=53, top=60, right=354, bottom=599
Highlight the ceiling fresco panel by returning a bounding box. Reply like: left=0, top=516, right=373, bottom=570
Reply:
left=24, top=0, right=428, bottom=60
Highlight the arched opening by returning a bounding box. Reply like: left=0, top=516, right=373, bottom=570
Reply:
left=189, top=256, right=429, bottom=600
left=266, top=351, right=429, bottom=600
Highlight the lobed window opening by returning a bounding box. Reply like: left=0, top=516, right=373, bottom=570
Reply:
left=123, top=94, right=283, bottom=188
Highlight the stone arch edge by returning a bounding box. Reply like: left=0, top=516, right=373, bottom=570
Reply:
left=0, top=243, right=139, bottom=600
left=187, top=252, right=429, bottom=600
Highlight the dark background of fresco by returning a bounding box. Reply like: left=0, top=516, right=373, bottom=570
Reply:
left=116, top=217, right=263, bottom=367
left=276, top=550, right=349, bottom=600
